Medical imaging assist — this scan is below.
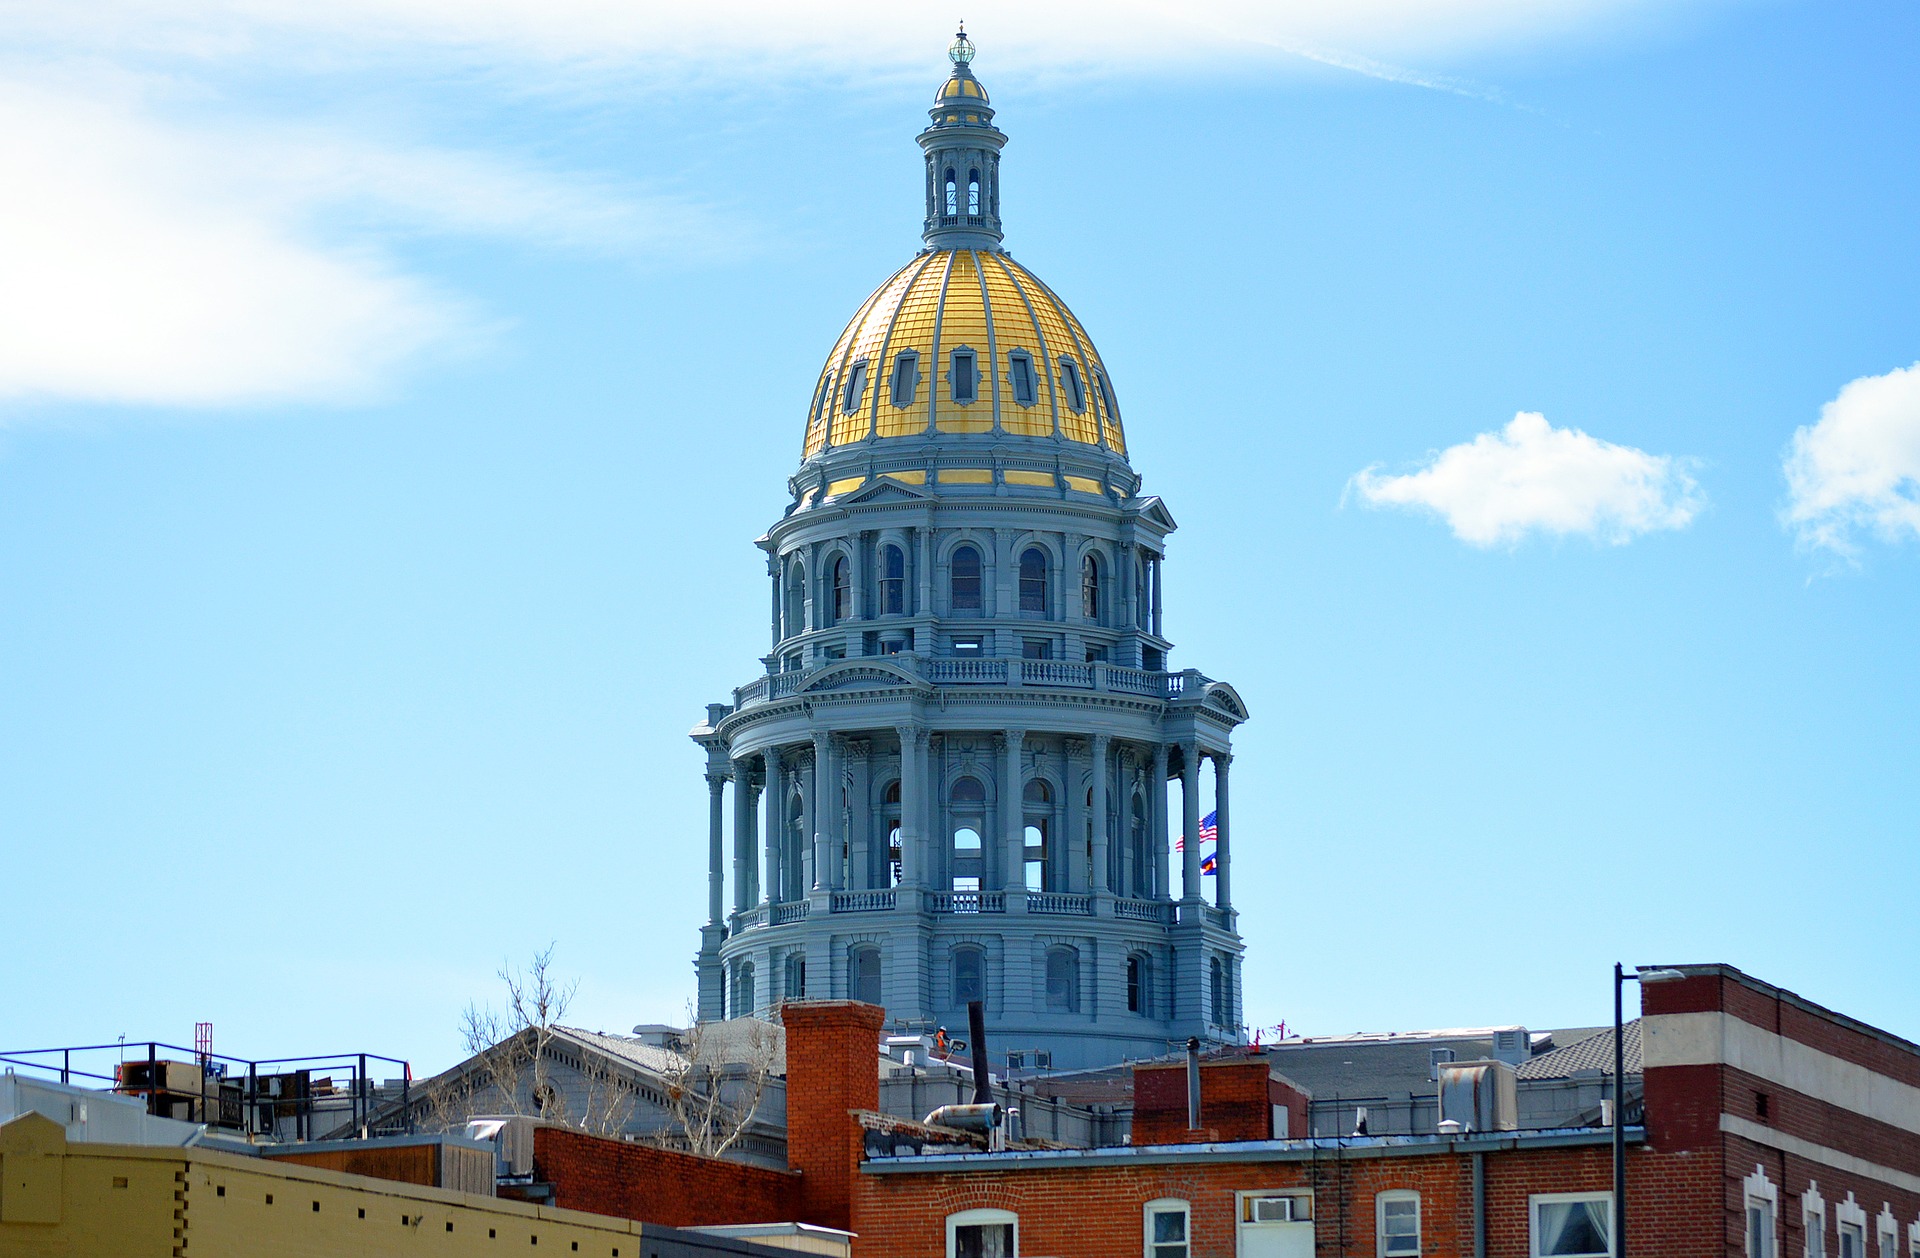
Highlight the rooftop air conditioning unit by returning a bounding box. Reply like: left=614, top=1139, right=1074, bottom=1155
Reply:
left=1437, top=1060, right=1518, bottom=1132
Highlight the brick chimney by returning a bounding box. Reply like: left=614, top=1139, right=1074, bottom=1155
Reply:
left=1131, top=1056, right=1310, bottom=1145
left=779, top=1000, right=886, bottom=1233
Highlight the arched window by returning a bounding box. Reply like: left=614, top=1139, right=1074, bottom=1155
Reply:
left=786, top=792, right=806, bottom=901
left=945, top=168, right=957, bottom=216
left=1044, top=946, right=1078, bottom=1013
left=968, top=168, right=981, bottom=215
left=1023, top=778, right=1051, bottom=892
left=851, top=945, right=883, bottom=1006
left=1081, top=554, right=1101, bottom=621
left=883, top=779, right=903, bottom=886
left=1129, top=790, right=1150, bottom=899
left=882, top=545, right=906, bottom=615
left=784, top=561, right=806, bottom=639
left=950, top=776, right=985, bottom=896
left=830, top=554, right=851, bottom=624
left=950, top=544, right=983, bottom=613
left=785, top=952, right=806, bottom=1001
left=1018, top=548, right=1048, bottom=616
left=1126, top=953, right=1151, bottom=1015
left=952, top=946, right=986, bottom=1007
left=1210, top=957, right=1226, bottom=1027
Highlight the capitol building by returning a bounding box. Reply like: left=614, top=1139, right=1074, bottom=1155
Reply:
left=690, top=30, right=1250, bottom=1070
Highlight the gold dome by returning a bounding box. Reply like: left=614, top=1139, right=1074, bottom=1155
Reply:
left=802, top=249, right=1127, bottom=460
left=937, top=74, right=988, bottom=103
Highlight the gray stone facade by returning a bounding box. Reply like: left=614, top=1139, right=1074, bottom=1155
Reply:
left=689, top=32, right=1250, bottom=1072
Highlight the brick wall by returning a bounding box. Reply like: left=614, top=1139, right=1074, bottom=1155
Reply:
left=781, top=1000, right=887, bottom=1234
left=1131, top=1057, right=1306, bottom=1146
left=853, top=1141, right=1724, bottom=1258
left=529, top=1125, right=800, bottom=1228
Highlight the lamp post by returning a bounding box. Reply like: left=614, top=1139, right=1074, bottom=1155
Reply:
left=1613, top=965, right=1685, bottom=1258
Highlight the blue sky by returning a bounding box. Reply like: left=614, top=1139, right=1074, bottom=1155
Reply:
left=3, top=0, right=1917, bottom=1072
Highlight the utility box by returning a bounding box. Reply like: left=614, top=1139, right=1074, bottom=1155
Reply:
left=1437, top=1060, right=1518, bottom=1132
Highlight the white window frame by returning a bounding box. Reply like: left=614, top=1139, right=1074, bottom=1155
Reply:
left=947, top=1207, right=1018, bottom=1258
left=1745, top=1164, right=1780, bottom=1258
left=1143, top=1197, right=1190, bottom=1258
left=1838, top=1195, right=1869, bottom=1258
left=1377, top=1189, right=1422, bottom=1257
left=1876, top=1206, right=1899, bottom=1258
left=1530, top=1191, right=1615, bottom=1258
left=1805, top=1185, right=1829, bottom=1258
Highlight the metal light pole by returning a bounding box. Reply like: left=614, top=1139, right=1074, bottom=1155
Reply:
left=1614, top=965, right=1686, bottom=1258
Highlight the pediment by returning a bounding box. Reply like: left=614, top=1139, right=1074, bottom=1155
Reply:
left=842, top=477, right=934, bottom=506
left=1202, top=681, right=1250, bottom=721
left=797, top=658, right=931, bottom=694
left=1129, top=495, right=1179, bottom=533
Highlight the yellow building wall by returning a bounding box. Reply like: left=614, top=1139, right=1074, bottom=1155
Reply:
left=0, top=1114, right=844, bottom=1258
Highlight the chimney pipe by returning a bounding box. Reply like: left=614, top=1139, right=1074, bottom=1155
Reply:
left=968, top=1000, right=992, bottom=1106
left=1185, top=1037, right=1202, bottom=1130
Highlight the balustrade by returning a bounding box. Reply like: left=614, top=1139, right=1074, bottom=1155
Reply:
left=1025, top=891, right=1093, bottom=916
left=1114, top=898, right=1175, bottom=923
left=771, top=901, right=811, bottom=925
left=928, top=890, right=1005, bottom=915
left=829, top=889, right=897, bottom=913
left=731, top=655, right=1200, bottom=709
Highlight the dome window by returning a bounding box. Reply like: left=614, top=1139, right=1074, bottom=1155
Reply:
left=841, top=359, right=868, bottom=415
left=1007, top=350, right=1037, bottom=406
left=890, top=350, right=920, bottom=407
left=1095, top=367, right=1120, bottom=421
left=944, top=168, right=958, bottom=216
left=1059, top=356, right=1087, bottom=412
left=967, top=168, right=981, bottom=216
left=881, top=544, right=906, bottom=615
left=949, top=544, right=983, bottom=612
left=949, top=347, right=979, bottom=405
left=1019, top=548, right=1048, bottom=616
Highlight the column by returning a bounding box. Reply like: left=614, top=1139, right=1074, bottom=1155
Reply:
left=847, top=739, right=871, bottom=890
left=1062, top=739, right=1085, bottom=891
left=1150, top=554, right=1164, bottom=639
left=764, top=750, right=785, bottom=903
left=1180, top=742, right=1202, bottom=902
left=1213, top=752, right=1232, bottom=910
left=732, top=757, right=755, bottom=914
left=1089, top=733, right=1110, bottom=893
left=810, top=732, right=830, bottom=890
left=1151, top=742, right=1171, bottom=901
left=896, top=725, right=922, bottom=887
left=1003, top=729, right=1026, bottom=898
left=706, top=770, right=728, bottom=926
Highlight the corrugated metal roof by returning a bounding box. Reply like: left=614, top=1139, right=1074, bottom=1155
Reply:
left=1516, top=1021, right=1640, bottom=1080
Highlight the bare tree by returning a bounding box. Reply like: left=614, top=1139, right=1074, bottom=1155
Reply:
left=456, top=943, right=577, bottom=1122
left=651, top=1008, right=780, bottom=1159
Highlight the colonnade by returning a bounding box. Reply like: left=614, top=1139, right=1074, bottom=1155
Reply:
left=702, top=730, right=1232, bottom=927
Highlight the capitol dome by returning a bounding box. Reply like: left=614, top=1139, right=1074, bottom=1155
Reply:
left=802, top=249, right=1127, bottom=460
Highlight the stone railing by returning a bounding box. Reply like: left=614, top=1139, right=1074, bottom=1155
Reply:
left=728, top=656, right=1209, bottom=711
left=1114, top=898, right=1175, bottom=924
left=830, top=889, right=896, bottom=913
left=928, top=890, right=1005, bottom=915
left=1025, top=892, right=1094, bottom=916
left=770, top=901, right=811, bottom=925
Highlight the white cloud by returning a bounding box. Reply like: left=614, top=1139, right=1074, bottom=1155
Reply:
left=1351, top=412, right=1703, bottom=546
left=0, top=77, right=719, bottom=409
left=1783, top=361, right=1920, bottom=555
left=0, top=0, right=1712, bottom=83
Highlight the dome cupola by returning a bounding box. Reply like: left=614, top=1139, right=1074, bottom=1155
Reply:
left=920, top=23, right=1006, bottom=251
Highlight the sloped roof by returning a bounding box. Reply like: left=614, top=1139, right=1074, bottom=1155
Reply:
left=1517, top=1021, right=1640, bottom=1080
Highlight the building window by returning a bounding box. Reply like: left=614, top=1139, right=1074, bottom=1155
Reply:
left=944, top=169, right=957, bottom=216
left=950, top=544, right=983, bottom=612
left=952, top=946, right=986, bottom=1006
left=1129, top=790, right=1150, bottom=898
left=1842, top=1227, right=1866, bottom=1258
left=1378, top=1192, right=1421, bottom=1257
left=1019, top=548, right=1048, bottom=615
left=1877, top=1213, right=1898, bottom=1258
left=950, top=347, right=979, bottom=405
left=842, top=359, right=868, bottom=414
left=968, top=168, right=981, bottom=215
left=1744, top=1165, right=1780, bottom=1258
left=951, top=776, right=985, bottom=895
left=1044, top=946, right=1078, bottom=1012
left=1095, top=366, right=1120, bottom=422
left=883, top=780, right=903, bottom=886
left=1531, top=1193, right=1612, bottom=1258
left=947, top=1208, right=1016, bottom=1258
left=784, top=952, right=805, bottom=1001
left=1209, top=957, right=1226, bottom=1026
left=731, top=961, right=755, bottom=1017
left=851, top=945, right=882, bottom=1005
left=1059, top=356, right=1086, bottom=411
left=1023, top=778, right=1051, bottom=891
left=830, top=554, right=851, bottom=624
left=1126, top=953, right=1151, bottom=1015
left=891, top=351, right=920, bottom=407
left=784, top=561, right=806, bottom=638
left=1806, top=1190, right=1828, bottom=1258
left=1008, top=350, right=1037, bottom=405
left=882, top=545, right=906, bottom=614
left=1022, top=638, right=1054, bottom=661
left=952, top=636, right=983, bottom=655
left=1144, top=1199, right=1189, bottom=1258
left=1081, top=554, right=1101, bottom=621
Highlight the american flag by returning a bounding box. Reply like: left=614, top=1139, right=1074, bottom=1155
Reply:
left=1173, top=810, right=1218, bottom=851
